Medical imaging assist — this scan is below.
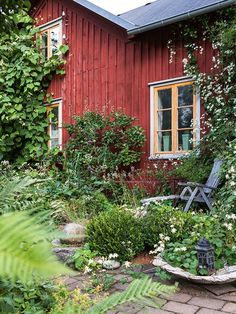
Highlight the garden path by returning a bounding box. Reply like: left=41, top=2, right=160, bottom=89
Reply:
left=62, top=264, right=236, bottom=314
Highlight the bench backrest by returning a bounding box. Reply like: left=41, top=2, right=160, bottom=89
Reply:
left=205, top=159, right=223, bottom=192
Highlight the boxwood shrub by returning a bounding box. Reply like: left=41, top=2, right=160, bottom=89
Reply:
left=86, top=208, right=144, bottom=261
left=142, top=203, right=193, bottom=248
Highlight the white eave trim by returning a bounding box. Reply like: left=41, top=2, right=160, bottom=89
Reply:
left=38, top=17, right=62, bottom=31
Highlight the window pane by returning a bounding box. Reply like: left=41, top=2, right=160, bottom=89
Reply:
left=51, top=138, right=59, bottom=148
left=178, top=107, right=193, bottom=128
left=41, top=48, right=48, bottom=59
left=41, top=32, right=48, bottom=47
left=178, top=85, right=193, bottom=107
left=158, top=110, right=171, bottom=130
left=178, top=130, right=193, bottom=151
left=50, top=27, right=60, bottom=55
left=158, top=131, right=172, bottom=152
left=51, top=107, right=59, bottom=122
left=158, top=89, right=172, bottom=109
left=51, top=124, right=59, bottom=138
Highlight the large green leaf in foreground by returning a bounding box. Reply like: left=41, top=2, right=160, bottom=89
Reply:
left=0, top=211, right=69, bottom=282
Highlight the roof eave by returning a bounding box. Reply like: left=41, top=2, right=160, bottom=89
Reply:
left=127, top=0, right=236, bottom=35
left=73, top=0, right=134, bottom=30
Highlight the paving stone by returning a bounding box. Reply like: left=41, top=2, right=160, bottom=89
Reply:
left=114, top=303, right=142, bottom=313
left=197, top=308, right=229, bottom=314
left=142, top=264, right=157, bottom=274
left=188, top=296, right=225, bottom=310
left=222, top=302, right=236, bottom=313
left=140, top=307, right=173, bottom=314
left=63, top=277, right=78, bottom=286
left=67, top=281, right=86, bottom=291
left=114, top=274, right=128, bottom=282
left=205, top=284, right=236, bottom=296
left=218, top=294, right=236, bottom=303
left=163, top=301, right=199, bottom=314
left=113, top=282, right=130, bottom=291
left=166, top=292, right=192, bottom=303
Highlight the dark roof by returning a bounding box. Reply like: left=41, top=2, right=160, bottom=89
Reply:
left=120, top=0, right=235, bottom=34
left=73, top=0, right=134, bottom=29
left=31, top=0, right=235, bottom=34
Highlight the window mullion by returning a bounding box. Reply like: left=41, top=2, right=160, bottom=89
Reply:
left=47, top=29, right=51, bottom=59
left=154, top=89, right=158, bottom=154
left=172, top=86, right=177, bottom=153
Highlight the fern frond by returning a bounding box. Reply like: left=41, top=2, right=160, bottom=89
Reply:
left=0, top=176, right=46, bottom=214
left=0, top=211, right=70, bottom=283
left=88, top=276, right=176, bottom=314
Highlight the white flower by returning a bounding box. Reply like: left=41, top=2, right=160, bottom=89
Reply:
left=108, top=253, right=119, bottom=260
left=165, top=236, right=170, bottom=241
left=223, top=223, right=233, bottom=231
left=88, top=259, right=95, bottom=265
left=124, top=261, right=131, bottom=268
left=171, top=228, right=177, bottom=234
left=84, top=266, right=92, bottom=274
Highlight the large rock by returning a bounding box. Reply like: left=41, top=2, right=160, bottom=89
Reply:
left=61, top=223, right=86, bottom=246
left=63, top=223, right=85, bottom=235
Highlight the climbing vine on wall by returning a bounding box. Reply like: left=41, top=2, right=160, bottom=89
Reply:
left=168, top=6, right=236, bottom=211
left=0, top=12, right=67, bottom=163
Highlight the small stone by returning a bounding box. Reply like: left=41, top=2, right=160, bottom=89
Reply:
left=51, top=239, right=61, bottom=247
left=103, top=260, right=121, bottom=270
left=63, top=223, right=85, bottom=235
left=53, top=247, right=77, bottom=265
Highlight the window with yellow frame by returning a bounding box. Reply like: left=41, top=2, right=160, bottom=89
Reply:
left=153, top=81, right=196, bottom=154
left=39, top=21, right=62, bottom=59
left=47, top=103, right=62, bottom=149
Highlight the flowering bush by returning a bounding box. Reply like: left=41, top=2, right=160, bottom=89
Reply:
left=142, top=203, right=192, bottom=248
left=86, top=207, right=144, bottom=261
left=149, top=208, right=236, bottom=275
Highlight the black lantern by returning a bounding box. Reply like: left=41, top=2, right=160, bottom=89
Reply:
left=196, top=238, right=215, bottom=274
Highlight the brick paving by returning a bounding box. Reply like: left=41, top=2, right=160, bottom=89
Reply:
left=61, top=266, right=236, bottom=314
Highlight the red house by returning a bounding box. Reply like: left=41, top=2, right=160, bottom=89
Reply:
left=31, top=0, right=233, bottom=164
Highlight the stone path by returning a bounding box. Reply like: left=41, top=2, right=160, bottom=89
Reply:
left=61, top=265, right=236, bottom=314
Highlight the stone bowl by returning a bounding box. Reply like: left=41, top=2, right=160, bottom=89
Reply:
left=153, top=257, right=236, bottom=284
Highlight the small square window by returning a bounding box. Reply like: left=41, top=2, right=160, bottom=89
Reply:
left=39, top=21, right=62, bottom=59
left=47, top=103, right=62, bottom=149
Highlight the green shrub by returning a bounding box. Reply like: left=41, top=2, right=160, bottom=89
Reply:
left=86, top=208, right=144, bottom=261
left=173, top=152, right=213, bottom=183
left=65, top=112, right=145, bottom=195
left=142, top=203, right=192, bottom=248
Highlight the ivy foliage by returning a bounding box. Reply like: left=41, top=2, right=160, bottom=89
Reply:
left=169, top=7, right=236, bottom=211
left=0, top=1, right=31, bottom=32
left=0, top=12, right=66, bottom=164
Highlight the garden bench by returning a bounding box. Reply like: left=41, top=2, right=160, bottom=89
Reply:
left=141, top=159, right=223, bottom=212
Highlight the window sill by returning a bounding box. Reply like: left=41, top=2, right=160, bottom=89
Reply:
left=149, top=152, right=190, bottom=160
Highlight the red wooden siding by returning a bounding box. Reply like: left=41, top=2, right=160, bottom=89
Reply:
left=32, top=0, right=214, bottom=165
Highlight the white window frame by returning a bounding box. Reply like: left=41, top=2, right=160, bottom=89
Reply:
left=39, top=17, right=63, bottom=59
left=46, top=99, right=63, bottom=149
left=149, top=76, right=200, bottom=160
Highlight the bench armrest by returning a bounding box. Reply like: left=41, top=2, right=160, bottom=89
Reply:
left=178, top=182, right=216, bottom=190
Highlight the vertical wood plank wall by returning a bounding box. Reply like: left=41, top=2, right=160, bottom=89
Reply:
left=33, top=0, right=213, bottom=164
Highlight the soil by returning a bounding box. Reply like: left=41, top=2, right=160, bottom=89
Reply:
left=132, top=251, right=154, bottom=265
